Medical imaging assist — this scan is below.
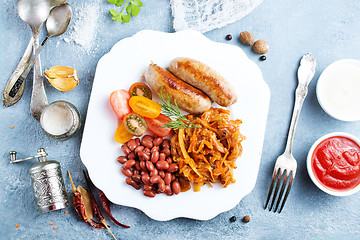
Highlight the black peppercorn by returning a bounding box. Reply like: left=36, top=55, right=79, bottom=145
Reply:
left=226, top=34, right=232, bottom=41
left=260, top=55, right=266, bottom=61
left=242, top=215, right=250, bottom=223
left=229, top=216, right=237, bottom=222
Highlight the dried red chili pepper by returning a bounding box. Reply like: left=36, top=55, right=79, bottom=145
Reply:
left=99, top=189, right=130, bottom=228
left=83, top=171, right=117, bottom=240
left=68, top=171, right=104, bottom=229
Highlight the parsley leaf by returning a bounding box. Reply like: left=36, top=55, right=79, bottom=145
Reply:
left=108, top=0, right=143, bottom=23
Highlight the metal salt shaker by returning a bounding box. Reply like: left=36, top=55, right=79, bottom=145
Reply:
left=9, top=148, right=68, bottom=213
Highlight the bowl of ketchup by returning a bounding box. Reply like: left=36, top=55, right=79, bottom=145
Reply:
left=307, top=132, right=360, bottom=196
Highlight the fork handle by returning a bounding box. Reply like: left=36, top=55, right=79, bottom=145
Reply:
left=284, top=84, right=308, bottom=154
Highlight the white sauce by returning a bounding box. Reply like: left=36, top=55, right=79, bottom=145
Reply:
left=41, top=104, right=74, bottom=136
left=317, top=59, right=360, bottom=121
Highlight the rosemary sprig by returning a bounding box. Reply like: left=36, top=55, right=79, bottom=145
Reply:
left=158, top=92, right=200, bottom=130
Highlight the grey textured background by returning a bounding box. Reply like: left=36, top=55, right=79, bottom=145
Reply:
left=1, top=0, right=360, bottom=239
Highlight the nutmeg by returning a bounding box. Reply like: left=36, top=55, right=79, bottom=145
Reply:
left=239, top=31, right=255, bottom=46
left=252, top=40, right=269, bottom=55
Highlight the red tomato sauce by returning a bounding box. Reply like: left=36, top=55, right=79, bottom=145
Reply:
left=311, top=136, right=360, bottom=191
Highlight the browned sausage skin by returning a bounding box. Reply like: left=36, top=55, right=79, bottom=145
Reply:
left=144, top=63, right=211, bottom=114
left=169, top=57, right=237, bottom=107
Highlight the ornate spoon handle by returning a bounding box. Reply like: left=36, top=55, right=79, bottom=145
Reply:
left=2, top=38, right=33, bottom=107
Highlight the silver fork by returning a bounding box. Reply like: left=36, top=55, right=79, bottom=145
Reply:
left=265, top=53, right=316, bottom=213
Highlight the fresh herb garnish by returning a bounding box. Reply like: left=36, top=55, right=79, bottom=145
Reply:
left=158, top=92, right=201, bottom=130
left=108, top=0, right=143, bottom=23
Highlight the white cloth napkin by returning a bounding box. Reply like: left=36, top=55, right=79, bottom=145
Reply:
left=170, top=0, right=264, bottom=33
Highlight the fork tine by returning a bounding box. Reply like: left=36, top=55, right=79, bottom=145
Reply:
left=269, top=169, right=283, bottom=211
left=279, top=172, right=294, bottom=213
left=264, top=168, right=279, bottom=209
left=274, top=170, right=288, bottom=212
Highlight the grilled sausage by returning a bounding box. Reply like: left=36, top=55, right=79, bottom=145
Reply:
left=169, top=57, right=237, bottom=107
left=144, top=63, right=211, bottom=114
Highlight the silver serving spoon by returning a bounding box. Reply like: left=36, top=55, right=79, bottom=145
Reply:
left=2, top=0, right=68, bottom=107
left=17, top=0, right=51, bottom=121
left=12, top=4, right=72, bottom=101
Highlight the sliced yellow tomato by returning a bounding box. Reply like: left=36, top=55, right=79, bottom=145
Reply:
left=114, top=121, right=134, bottom=143
left=129, top=96, right=161, bottom=119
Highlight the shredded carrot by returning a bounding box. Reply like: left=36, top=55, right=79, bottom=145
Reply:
left=11, top=126, right=14, bottom=129
left=50, top=222, right=53, bottom=226
left=16, top=224, right=19, bottom=228
left=171, top=108, right=245, bottom=191
left=53, top=226, right=57, bottom=230
left=64, top=210, right=68, bottom=214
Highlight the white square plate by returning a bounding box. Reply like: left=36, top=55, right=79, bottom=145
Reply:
left=80, top=30, right=270, bottom=221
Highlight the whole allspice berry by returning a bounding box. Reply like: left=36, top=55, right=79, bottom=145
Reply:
left=239, top=31, right=254, bottom=46
left=253, top=40, right=269, bottom=54
left=242, top=215, right=250, bottom=223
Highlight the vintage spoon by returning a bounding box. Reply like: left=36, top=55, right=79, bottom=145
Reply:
left=2, top=0, right=68, bottom=107
left=17, top=0, right=51, bottom=121
left=13, top=3, right=72, bottom=98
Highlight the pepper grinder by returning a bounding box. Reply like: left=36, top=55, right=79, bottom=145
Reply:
left=9, top=148, right=68, bottom=213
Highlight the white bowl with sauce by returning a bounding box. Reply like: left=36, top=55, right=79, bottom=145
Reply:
left=316, top=59, right=360, bottom=121
left=307, top=132, right=360, bottom=196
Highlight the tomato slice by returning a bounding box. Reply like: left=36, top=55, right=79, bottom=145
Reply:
left=115, top=121, right=134, bottom=143
left=123, top=113, right=148, bottom=136
left=144, top=114, right=172, bottom=137
left=129, top=96, right=161, bottom=119
left=129, top=82, right=152, bottom=99
left=110, top=90, right=131, bottom=120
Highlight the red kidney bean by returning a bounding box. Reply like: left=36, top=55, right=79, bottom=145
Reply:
left=151, top=146, right=159, bottom=153
left=126, top=139, right=137, bottom=151
left=135, top=138, right=140, bottom=146
left=123, top=159, right=136, bottom=169
left=135, top=161, right=141, bottom=171
left=167, top=163, right=179, bottom=173
left=159, top=153, right=166, bottom=162
left=156, top=160, right=169, bottom=171
left=150, top=175, right=161, bottom=184
left=165, top=185, right=172, bottom=196
left=153, top=137, right=163, bottom=146
left=141, top=135, right=154, bottom=149
left=162, top=139, right=170, bottom=149
left=127, top=152, right=137, bottom=160
left=138, top=151, right=150, bottom=161
left=121, top=145, right=131, bottom=155
left=150, top=168, right=158, bottom=177
left=134, top=169, right=140, bottom=175
left=144, top=148, right=151, bottom=154
left=142, top=174, right=151, bottom=185
left=162, top=148, right=171, bottom=156
left=131, top=174, right=142, bottom=183
left=164, top=172, right=172, bottom=185
left=140, top=161, right=147, bottom=171
left=126, top=177, right=141, bottom=190
left=151, top=151, right=159, bottom=163
left=158, top=179, right=166, bottom=193
left=166, top=156, right=172, bottom=164
left=158, top=170, right=165, bottom=179
left=171, top=174, right=176, bottom=182
left=121, top=166, right=133, bottom=177
left=117, top=156, right=127, bottom=164
left=144, top=185, right=153, bottom=191
left=146, top=161, right=155, bottom=172
left=172, top=181, right=181, bottom=195
left=140, top=170, right=147, bottom=175
left=135, top=145, right=144, bottom=154
left=143, top=190, right=156, bottom=198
